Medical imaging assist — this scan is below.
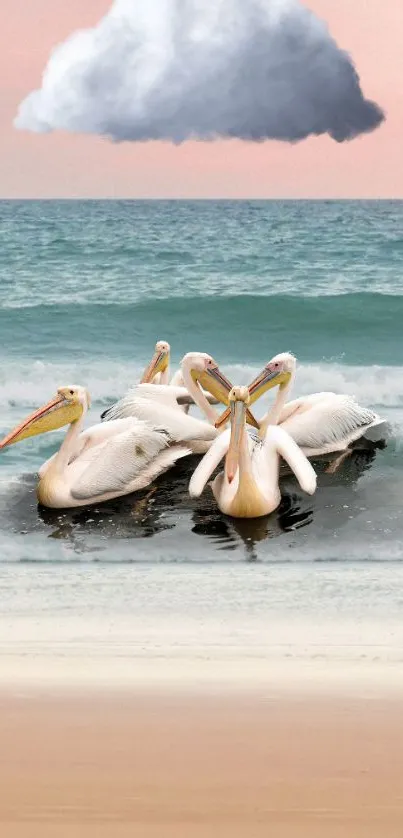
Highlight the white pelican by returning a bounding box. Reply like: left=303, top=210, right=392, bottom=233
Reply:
left=100, top=352, right=259, bottom=454
left=0, top=386, right=193, bottom=509
left=189, top=386, right=316, bottom=518
left=139, top=340, right=184, bottom=387
left=138, top=339, right=186, bottom=388
left=101, top=348, right=220, bottom=422
left=34, top=355, right=255, bottom=483
left=101, top=340, right=187, bottom=421
left=216, top=353, right=386, bottom=457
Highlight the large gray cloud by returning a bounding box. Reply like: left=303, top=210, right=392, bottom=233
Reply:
left=15, top=0, right=384, bottom=144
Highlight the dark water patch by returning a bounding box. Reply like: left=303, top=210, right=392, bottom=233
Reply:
left=0, top=447, right=389, bottom=563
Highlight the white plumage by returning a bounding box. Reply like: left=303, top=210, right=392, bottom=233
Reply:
left=100, top=353, right=232, bottom=455
left=101, top=383, right=205, bottom=420
left=0, top=387, right=191, bottom=509
left=275, top=392, right=383, bottom=455
left=190, top=387, right=316, bottom=518
left=251, top=353, right=386, bottom=456
left=68, top=419, right=188, bottom=501
left=101, top=385, right=217, bottom=454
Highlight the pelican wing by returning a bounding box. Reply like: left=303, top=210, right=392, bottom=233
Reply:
left=103, top=396, right=217, bottom=445
left=281, top=393, right=380, bottom=454
left=70, top=421, right=190, bottom=501
left=277, top=393, right=336, bottom=424
left=189, top=429, right=231, bottom=498
left=39, top=418, right=142, bottom=477
left=261, top=426, right=317, bottom=495
left=101, top=385, right=183, bottom=420
left=101, top=384, right=218, bottom=421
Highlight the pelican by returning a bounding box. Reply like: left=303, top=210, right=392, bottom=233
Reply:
left=189, top=386, right=316, bottom=518
left=216, top=353, right=386, bottom=458
left=101, top=340, right=187, bottom=422
left=0, top=386, right=193, bottom=509
left=100, top=352, right=259, bottom=455
left=101, top=346, right=221, bottom=422
left=139, top=340, right=184, bottom=387
left=138, top=339, right=186, bottom=388
left=34, top=354, right=256, bottom=484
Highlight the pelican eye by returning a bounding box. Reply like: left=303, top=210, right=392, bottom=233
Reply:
left=69, top=390, right=74, bottom=396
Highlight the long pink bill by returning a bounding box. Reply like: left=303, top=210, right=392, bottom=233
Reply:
left=0, top=394, right=65, bottom=449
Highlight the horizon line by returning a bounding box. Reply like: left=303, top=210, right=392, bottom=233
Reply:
left=0, top=196, right=402, bottom=202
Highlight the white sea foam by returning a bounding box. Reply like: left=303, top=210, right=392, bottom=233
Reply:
left=227, top=362, right=403, bottom=411
left=1, top=360, right=403, bottom=425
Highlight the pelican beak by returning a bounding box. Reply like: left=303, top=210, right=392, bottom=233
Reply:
left=214, top=407, right=231, bottom=429
left=193, top=363, right=234, bottom=405
left=225, top=399, right=245, bottom=484
left=0, top=393, right=82, bottom=449
left=247, top=366, right=292, bottom=405
left=216, top=367, right=291, bottom=429
left=140, top=348, right=170, bottom=384
left=215, top=404, right=259, bottom=431
left=195, top=363, right=259, bottom=430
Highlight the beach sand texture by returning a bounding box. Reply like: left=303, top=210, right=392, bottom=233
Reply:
left=1, top=692, right=403, bottom=838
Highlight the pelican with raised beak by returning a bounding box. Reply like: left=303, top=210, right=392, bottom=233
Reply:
left=189, top=386, right=316, bottom=518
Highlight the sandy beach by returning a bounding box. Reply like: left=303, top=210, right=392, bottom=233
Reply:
left=1, top=563, right=403, bottom=835
left=1, top=691, right=402, bottom=838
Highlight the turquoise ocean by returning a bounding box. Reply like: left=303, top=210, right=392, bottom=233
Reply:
left=1, top=200, right=403, bottom=685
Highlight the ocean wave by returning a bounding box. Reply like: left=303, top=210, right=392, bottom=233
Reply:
left=1, top=358, right=403, bottom=421
left=1, top=290, right=403, bottom=309
left=0, top=293, right=401, bottom=367
left=0, top=359, right=145, bottom=412
left=226, top=362, right=403, bottom=410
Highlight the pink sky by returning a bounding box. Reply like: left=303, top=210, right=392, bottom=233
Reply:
left=1, top=1, right=401, bottom=198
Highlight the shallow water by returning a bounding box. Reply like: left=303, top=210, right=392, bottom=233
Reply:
left=1, top=200, right=402, bottom=567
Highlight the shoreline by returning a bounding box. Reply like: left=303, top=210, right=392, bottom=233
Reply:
left=1, top=562, right=403, bottom=696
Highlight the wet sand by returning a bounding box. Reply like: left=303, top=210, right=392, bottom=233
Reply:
left=1, top=691, right=403, bottom=838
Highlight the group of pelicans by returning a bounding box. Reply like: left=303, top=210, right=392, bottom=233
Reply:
left=0, top=341, right=386, bottom=518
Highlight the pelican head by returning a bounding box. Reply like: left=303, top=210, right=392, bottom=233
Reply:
left=181, top=352, right=259, bottom=429
left=0, top=386, right=90, bottom=449
left=225, top=386, right=250, bottom=484
left=247, top=352, right=295, bottom=404
left=140, top=340, right=170, bottom=384
left=181, top=352, right=233, bottom=403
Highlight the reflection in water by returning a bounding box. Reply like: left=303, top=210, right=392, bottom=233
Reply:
left=315, top=443, right=383, bottom=486
left=191, top=492, right=314, bottom=561
left=0, top=445, right=385, bottom=561
left=40, top=486, right=175, bottom=540
left=190, top=448, right=382, bottom=559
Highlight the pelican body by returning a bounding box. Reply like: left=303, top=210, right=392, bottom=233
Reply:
left=216, top=353, right=387, bottom=457
left=0, top=386, right=191, bottom=509
left=2, top=355, right=258, bottom=511
left=100, top=352, right=259, bottom=455
left=189, top=387, right=316, bottom=518
left=0, top=355, right=259, bottom=510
